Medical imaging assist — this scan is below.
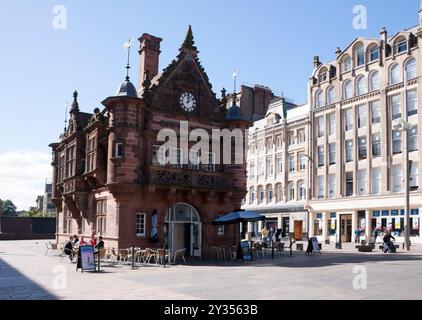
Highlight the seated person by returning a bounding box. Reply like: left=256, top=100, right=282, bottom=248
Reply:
left=94, top=236, right=104, bottom=253
left=89, top=234, right=97, bottom=247
left=64, top=236, right=74, bottom=261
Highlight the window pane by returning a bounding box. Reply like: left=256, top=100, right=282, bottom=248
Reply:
left=357, top=77, right=367, bottom=95
left=372, top=133, right=381, bottom=158
left=345, top=140, right=353, bottom=162
left=370, top=71, right=380, bottom=91
left=357, top=105, right=367, bottom=128
left=407, top=90, right=418, bottom=116
left=392, top=130, right=402, bottom=154
left=390, top=64, right=400, bottom=85
left=345, top=108, right=353, bottom=131
left=392, top=165, right=402, bottom=193
left=371, top=168, right=381, bottom=194
left=406, top=58, right=416, bottom=80
left=391, top=95, right=401, bottom=120
left=371, top=101, right=380, bottom=123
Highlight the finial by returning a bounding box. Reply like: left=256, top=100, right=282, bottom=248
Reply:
left=182, top=25, right=196, bottom=50
left=123, top=38, right=134, bottom=81
left=64, top=101, right=68, bottom=131
left=232, top=69, right=238, bottom=95
left=221, top=87, right=227, bottom=99
left=70, top=91, right=79, bottom=112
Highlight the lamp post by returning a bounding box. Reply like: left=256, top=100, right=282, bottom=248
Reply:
left=395, top=65, right=411, bottom=251
left=403, top=66, right=411, bottom=251
left=304, top=154, right=313, bottom=239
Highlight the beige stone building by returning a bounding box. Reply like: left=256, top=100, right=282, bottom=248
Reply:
left=307, top=4, right=422, bottom=244
left=242, top=97, right=310, bottom=240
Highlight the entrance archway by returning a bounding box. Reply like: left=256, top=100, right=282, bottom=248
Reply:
left=165, top=203, right=202, bottom=257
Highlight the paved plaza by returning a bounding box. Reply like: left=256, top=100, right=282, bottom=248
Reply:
left=1, top=240, right=422, bottom=300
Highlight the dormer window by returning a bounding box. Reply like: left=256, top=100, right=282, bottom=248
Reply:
left=395, top=37, right=407, bottom=54
left=355, top=44, right=365, bottom=67
left=369, top=44, right=379, bottom=62
left=342, top=56, right=352, bottom=73
left=318, top=69, right=328, bottom=83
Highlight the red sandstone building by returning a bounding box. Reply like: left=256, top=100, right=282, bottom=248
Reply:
left=49, top=27, right=250, bottom=258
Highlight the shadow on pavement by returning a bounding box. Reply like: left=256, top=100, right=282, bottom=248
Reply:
left=0, top=256, right=57, bottom=300
left=187, top=251, right=422, bottom=268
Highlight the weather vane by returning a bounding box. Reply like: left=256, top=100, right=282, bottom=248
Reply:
left=232, top=69, right=238, bottom=94
left=64, top=101, right=68, bottom=131
left=123, top=38, right=134, bottom=80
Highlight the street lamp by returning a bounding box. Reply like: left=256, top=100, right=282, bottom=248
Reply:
left=303, top=154, right=313, bottom=239
left=394, top=65, right=411, bottom=251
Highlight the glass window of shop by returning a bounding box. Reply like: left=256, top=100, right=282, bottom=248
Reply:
left=329, top=213, right=337, bottom=236
left=314, top=213, right=323, bottom=236
left=372, top=209, right=420, bottom=237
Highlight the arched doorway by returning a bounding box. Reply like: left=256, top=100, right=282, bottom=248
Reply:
left=165, top=203, right=202, bottom=257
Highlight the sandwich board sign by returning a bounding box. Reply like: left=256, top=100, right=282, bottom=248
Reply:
left=77, top=245, right=96, bottom=272
left=311, top=237, right=321, bottom=254
left=240, top=241, right=252, bottom=261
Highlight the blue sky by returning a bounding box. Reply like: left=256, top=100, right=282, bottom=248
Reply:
left=0, top=0, right=419, bottom=209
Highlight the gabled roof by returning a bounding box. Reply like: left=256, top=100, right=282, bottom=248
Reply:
left=143, top=26, right=217, bottom=104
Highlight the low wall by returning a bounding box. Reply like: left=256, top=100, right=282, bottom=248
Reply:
left=0, top=216, right=56, bottom=240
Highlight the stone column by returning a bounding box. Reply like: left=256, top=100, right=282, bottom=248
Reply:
left=336, top=214, right=341, bottom=244
left=352, top=211, right=358, bottom=243
left=309, top=211, right=314, bottom=237
left=322, top=212, right=329, bottom=242
left=365, top=210, right=371, bottom=241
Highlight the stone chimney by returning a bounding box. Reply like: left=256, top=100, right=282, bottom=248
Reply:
left=138, top=33, right=163, bottom=90
left=380, top=27, right=388, bottom=44
left=313, top=56, right=321, bottom=69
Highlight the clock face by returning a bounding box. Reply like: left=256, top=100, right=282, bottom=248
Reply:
left=179, top=92, right=197, bottom=112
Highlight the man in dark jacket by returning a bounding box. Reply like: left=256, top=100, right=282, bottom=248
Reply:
left=383, top=231, right=396, bottom=253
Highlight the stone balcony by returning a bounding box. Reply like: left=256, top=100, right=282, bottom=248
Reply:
left=146, top=165, right=233, bottom=192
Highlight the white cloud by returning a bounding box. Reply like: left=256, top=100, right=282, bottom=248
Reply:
left=0, top=151, right=52, bottom=211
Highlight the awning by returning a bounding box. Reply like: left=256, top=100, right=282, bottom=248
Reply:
left=212, top=210, right=265, bottom=225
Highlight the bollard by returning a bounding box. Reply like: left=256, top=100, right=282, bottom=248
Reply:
left=97, top=249, right=101, bottom=272
left=131, top=245, right=135, bottom=270
left=272, top=244, right=274, bottom=259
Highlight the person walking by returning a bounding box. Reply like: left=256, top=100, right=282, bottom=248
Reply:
left=355, top=228, right=361, bottom=244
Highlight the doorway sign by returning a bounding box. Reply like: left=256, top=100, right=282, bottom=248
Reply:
left=311, top=237, right=321, bottom=255
left=77, top=245, right=96, bottom=272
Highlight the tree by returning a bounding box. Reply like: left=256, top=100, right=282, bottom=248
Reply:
left=1, top=200, right=17, bottom=216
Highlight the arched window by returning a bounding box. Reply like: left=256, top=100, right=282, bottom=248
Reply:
left=298, top=181, right=306, bottom=200
left=356, top=76, right=367, bottom=96
left=405, top=57, right=416, bottom=81
left=288, top=182, right=295, bottom=201
left=266, top=184, right=273, bottom=203
left=249, top=187, right=255, bottom=204
left=342, top=55, right=352, bottom=73
left=395, top=36, right=407, bottom=54
left=368, top=44, right=379, bottom=62
left=390, top=63, right=401, bottom=85
left=275, top=183, right=283, bottom=203
left=327, top=86, right=335, bottom=105
left=369, top=70, right=380, bottom=91
left=315, top=90, right=324, bottom=108
left=343, top=80, right=353, bottom=99
left=318, top=67, right=328, bottom=83
left=355, top=44, right=365, bottom=66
